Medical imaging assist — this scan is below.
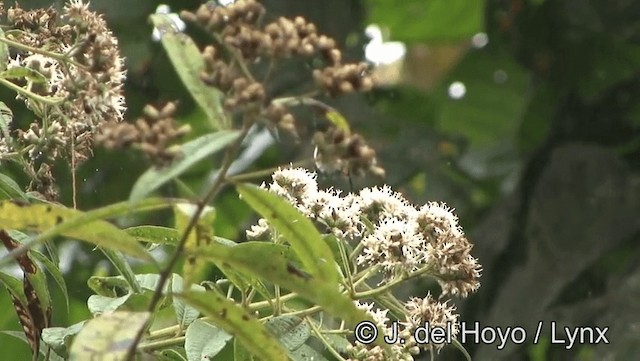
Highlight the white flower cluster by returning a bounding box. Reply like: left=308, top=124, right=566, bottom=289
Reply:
left=247, top=167, right=481, bottom=296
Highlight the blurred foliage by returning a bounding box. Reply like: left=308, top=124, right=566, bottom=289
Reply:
left=1, top=0, right=639, bottom=360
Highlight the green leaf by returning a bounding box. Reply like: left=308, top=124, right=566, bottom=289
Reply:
left=149, top=14, right=228, bottom=130
left=0, top=271, right=27, bottom=305
left=184, top=320, right=233, bottom=361
left=87, top=294, right=132, bottom=315
left=289, top=344, right=329, bottom=361
left=178, top=290, right=289, bottom=361
left=236, top=183, right=339, bottom=284
left=0, top=101, right=12, bottom=137
left=130, top=130, right=240, bottom=202
left=367, top=0, right=484, bottom=43
left=0, top=172, right=26, bottom=201
left=265, top=315, right=310, bottom=351
left=0, top=66, right=47, bottom=83
left=325, top=110, right=351, bottom=135
left=0, top=197, right=173, bottom=266
left=41, top=321, right=86, bottom=358
left=88, top=273, right=204, bottom=326
left=323, top=333, right=352, bottom=353
left=0, top=28, right=8, bottom=71
left=0, top=201, right=152, bottom=263
left=234, top=339, right=255, bottom=361
left=100, top=248, right=142, bottom=294
left=68, top=311, right=150, bottom=361
left=174, top=203, right=216, bottom=288
left=193, top=241, right=388, bottom=348
left=10, top=231, right=70, bottom=312
left=169, top=274, right=203, bottom=330
left=124, top=225, right=180, bottom=245
left=158, top=349, right=188, bottom=361
left=0, top=229, right=52, bottom=346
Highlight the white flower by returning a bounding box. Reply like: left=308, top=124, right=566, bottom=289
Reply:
left=358, top=186, right=415, bottom=224
left=357, top=218, right=426, bottom=279
left=354, top=301, right=390, bottom=330
left=307, top=189, right=363, bottom=239
left=268, top=167, right=318, bottom=212
left=413, top=202, right=463, bottom=240
left=246, top=218, right=270, bottom=240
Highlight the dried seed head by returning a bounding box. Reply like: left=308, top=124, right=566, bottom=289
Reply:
left=96, top=102, right=188, bottom=167
left=313, top=127, right=385, bottom=178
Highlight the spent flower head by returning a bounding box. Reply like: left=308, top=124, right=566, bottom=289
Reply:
left=402, top=293, right=459, bottom=353
left=2, top=0, right=126, bottom=199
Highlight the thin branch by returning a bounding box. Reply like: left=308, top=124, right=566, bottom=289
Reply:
left=0, top=36, right=88, bottom=70
left=0, top=78, right=64, bottom=105
left=124, top=122, right=253, bottom=360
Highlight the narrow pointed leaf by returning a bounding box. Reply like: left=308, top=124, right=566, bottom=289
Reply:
left=100, top=248, right=142, bottom=294
left=0, top=197, right=174, bottom=266
left=130, top=130, right=239, bottom=202
left=178, top=290, right=288, bottom=361
left=150, top=14, right=228, bottom=130
left=192, top=241, right=388, bottom=348
left=174, top=203, right=216, bottom=288
left=1, top=229, right=51, bottom=356
left=125, top=226, right=180, bottom=245
left=28, top=246, right=70, bottom=312
left=237, top=183, right=339, bottom=283
left=0, top=202, right=151, bottom=262
left=0, top=172, right=27, bottom=201
left=0, top=271, right=26, bottom=304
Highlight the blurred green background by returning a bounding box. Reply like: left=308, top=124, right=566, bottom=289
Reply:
left=1, top=0, right=640, bottom=360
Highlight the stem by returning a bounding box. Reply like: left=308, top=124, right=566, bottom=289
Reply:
left=247, top=292, right=297, bottom=311
left=213, top=34, right=255, bottom=82
left=279, top=305, right=322, bottom=319
left=139, top=336, right=186, bottom=351
left=354, top=265, right=434, bottom=299
left=0, top=36, right=88, bottom=69
left=0, top=78, right=64, bottom=105
left=349, top=241, right=365, bottom=263
left=306, top=317, right=347, bottom=361
left=225, top=158, right=313, bottom=183
left=124, top=122, right=253, bottom=360
left=147, top=291, right=300, bottom=341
